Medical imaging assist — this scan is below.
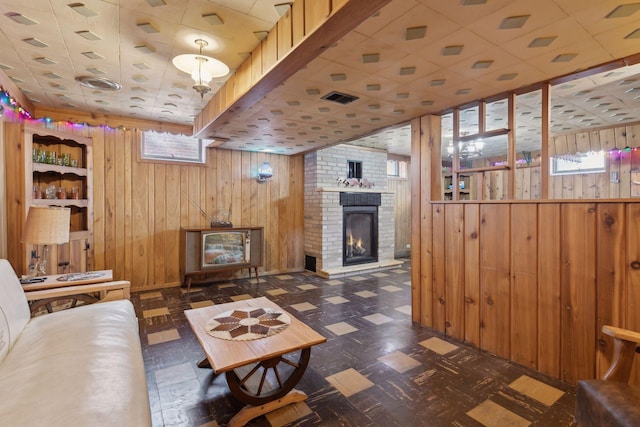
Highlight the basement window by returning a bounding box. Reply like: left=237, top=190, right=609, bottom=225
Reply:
left=141, top=131, right=206, bottom=164
left=550, top=151, right=606, bottom=175
left=347, top=160, right=362, bottom=179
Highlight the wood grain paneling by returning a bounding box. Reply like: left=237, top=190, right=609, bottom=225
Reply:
left=6, top=122, right=305, bottom=291
left=388, top=176, right=410, bottom=257
left=412, top=200, right=640, bottom=385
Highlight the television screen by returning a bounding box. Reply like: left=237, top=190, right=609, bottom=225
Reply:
left=201, top=231, right=249, bottom=269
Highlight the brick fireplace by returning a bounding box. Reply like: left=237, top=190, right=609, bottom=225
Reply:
left=304, top=144, right=401, bottom=278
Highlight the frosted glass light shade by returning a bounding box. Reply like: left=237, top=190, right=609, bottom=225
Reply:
left=172, top=54, right=229, bottom=80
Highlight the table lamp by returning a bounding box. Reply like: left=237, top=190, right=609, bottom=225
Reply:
left=22, top=206, right=70, bottom=276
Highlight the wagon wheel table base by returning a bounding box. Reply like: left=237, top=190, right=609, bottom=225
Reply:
left=185, top=297, right=326, bottom=426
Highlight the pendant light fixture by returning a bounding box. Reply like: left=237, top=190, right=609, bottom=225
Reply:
left=172, top=39, right=229, bottom=99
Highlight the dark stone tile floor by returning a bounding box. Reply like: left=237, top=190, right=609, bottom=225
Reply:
left=132, top=261, right=577, bottom=427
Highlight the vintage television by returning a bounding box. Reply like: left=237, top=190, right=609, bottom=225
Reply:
left=200, top=230, right=250, bottom=269
left=180, top=227, right=264, bottom=287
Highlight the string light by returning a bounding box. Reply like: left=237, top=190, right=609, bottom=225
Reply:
left=0, top=87, right=127, bottom=131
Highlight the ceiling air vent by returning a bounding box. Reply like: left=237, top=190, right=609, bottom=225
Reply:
left=75, top=76, right=122, bottom=91
left=321, top=91, right=359, bottom=105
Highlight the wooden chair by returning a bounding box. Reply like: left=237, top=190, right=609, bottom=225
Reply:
left=575, top=325, right=640, bottom=426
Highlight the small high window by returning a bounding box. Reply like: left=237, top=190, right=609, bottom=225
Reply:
left=550, top=151, right=606, bottom=175
left=347, top=160, right=362, bottom=179
left=141, top=130, right=206, bottom=164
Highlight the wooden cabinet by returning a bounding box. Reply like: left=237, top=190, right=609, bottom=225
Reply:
left=23, top=124, right=93, bottom=274
left=180, top=227, right=264, bottom=291
left=443, top=174, right=473, bottom=200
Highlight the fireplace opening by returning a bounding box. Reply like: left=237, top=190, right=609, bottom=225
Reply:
left=343, top=205, right=378, bottom=266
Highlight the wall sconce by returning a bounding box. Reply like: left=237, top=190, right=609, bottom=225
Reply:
left=257, top=162, right=273, bottom=183
left=22, top=206, right=70, bottom=276
left=172, top=39, right=229, bottom=99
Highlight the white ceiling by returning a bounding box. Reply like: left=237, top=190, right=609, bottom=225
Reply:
left=1, top=0, right=640, bottom=157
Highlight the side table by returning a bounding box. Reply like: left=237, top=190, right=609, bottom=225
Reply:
left=21, top=270, right=130, bottom=315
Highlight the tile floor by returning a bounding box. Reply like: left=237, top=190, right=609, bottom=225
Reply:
left=133, top=261, right=577, bottom=427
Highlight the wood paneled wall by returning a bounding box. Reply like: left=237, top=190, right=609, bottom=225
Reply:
left=388, top=176, right=411, bottom=257
left=5, top=121, right=305, bottom=291
left=419, top=201, right=640, bottom=385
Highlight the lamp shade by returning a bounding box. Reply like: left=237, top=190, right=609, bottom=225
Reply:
left=22, top=206, right=70, bottom=245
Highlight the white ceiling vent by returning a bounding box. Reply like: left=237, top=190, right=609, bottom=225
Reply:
left=321, top=91, right=359, bottom=105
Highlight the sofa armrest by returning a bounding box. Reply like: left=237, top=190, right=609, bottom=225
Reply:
left=24, top=280, right=131, bottom=301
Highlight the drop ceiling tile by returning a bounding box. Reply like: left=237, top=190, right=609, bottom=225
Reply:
left=466, top=0, right=568, bottom=46
left=500, top=17, right=592, bottom=61
left=553, top=0, right=640, bottom=36
left=422, top=0, right=514, bottom=27
left=593, top=21, right=640, bottom=59
left=355, top=0, right=420, bottom=38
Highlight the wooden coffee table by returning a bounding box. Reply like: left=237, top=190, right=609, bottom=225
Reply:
left=185, top=297, right=326, bottom=427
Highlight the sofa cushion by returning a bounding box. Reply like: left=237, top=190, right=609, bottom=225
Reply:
left=0, top=260, right=30, bottom=364
left=0, top=299, right=151, bottom=426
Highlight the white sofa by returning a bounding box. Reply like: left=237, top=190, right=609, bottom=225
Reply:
left=0, top=259, right=151, bottom=426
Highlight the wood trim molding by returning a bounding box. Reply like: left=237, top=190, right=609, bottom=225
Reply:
left=194, top=0, right=392, bottom=139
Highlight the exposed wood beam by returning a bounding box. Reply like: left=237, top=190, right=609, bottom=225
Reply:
left=194, top=0, right=392, bottom=139
left=0, top=69, right=35, bottom=115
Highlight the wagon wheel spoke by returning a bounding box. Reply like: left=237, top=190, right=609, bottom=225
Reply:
left=225, top=347, right=311, bottom=406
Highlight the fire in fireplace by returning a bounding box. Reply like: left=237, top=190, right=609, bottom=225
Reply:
left=343, top=205, right=378, bottom=266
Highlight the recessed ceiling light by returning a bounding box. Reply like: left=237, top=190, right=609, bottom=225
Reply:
left=76, top=30, right=101, bottom=41
left=34, top=57, right=56, bottom=65
left=405, top=26, right=427, bottom=40
left=528, top=36, right=557, bottom=48
left=441, top=45, right=463, bottom=56
left=202, top=13, right=224, bottom=25
left=23, top=38, right=48, bottom=48
left=135, top=44, right=155, bottom=54
left=472, top=60, right=494, bottom=69
left=145, top=0, right=167, bottom=7
left=606, top=3, right=640, bottom=18
left=362, top=53, right=379, bottom=63
left=626, top=28, right=640, bottom=39
left=68, top=3, right=98, bottom=17
left=552, top=53, right=577, bottom=63
left=86, top=67, right=106, bottom=75
left=137, top=22, right=159, bottom=33
left=81, top=51, right=103, bottom=59
left=75, top=75, right=122, bottom=91
left=346, top=113, right=356, bottom=118
left=274, top=3, right=292, bottom=17
left=5, top=12, right=38, bottom=25
left=132, top=87, right=147, bottom=93
left=499, top=15, right=530, bottom=30
left=133, top=63, right=150, bottom=70
left=254, top=31, right=268, bottom=41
